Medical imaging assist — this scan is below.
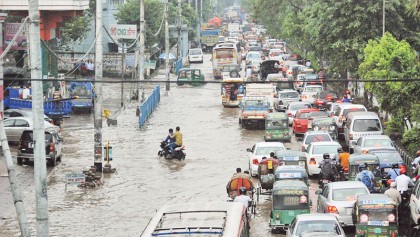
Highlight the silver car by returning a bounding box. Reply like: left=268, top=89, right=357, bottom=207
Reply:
left=274, top=89, right=301, bottom=111
left=316, top=181, right=369, bottom=226
left=3, top=117, right=60, bottom=143
left=351, top=135, right=394, bottom=154
left=286, top=213, right=345, bottom=237
left=285, top=102, right=312, bottom=126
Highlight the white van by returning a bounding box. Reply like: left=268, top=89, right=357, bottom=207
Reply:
left=344, top=112, right=383, bottom=149
left=188, top=48, right=203, bottom=63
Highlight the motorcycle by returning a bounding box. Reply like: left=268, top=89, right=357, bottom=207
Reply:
left=158, top=141, right=186, bottom=160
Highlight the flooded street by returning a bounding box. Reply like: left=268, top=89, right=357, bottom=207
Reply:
left=1, top=53, right=352, bottom=237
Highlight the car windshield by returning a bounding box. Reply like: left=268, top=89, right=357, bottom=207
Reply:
left=256, top=147, right=285, bottom=156
left=304, top=134, right=332, bottom=145
left=245, top=100, right=266, bottom=107
left=298, top=112, right=310, bottom=119
left=343, top=108, right=366, bottom=116
left=266, top=120, right=288, bottom=129
left=353, top=119, right=381, bottom=132
left=189, top=49, right=201, bottom=55
left=21, top=132, right=52, bottom=143
left=248, top=53, right=260, bottom=59
left=279, top=92, right=299, bottom=98
left=290, top=104, right=311, bottom=110
left=304, top=87, right=323, bottom=93
left=271, top=51, right=282, bottom=56
left=364, top=139, right=392, bottom=147
left=296, top=220, right=341, bottom=236
left=320, top=92, right=338, bottom=99
left=332, top=188, right=368, bottom=201
left=313, top=145, right=339, bottom=155
left=250, top=47, right=262, bottom=51
left=273, top=195, right=308, bottom=210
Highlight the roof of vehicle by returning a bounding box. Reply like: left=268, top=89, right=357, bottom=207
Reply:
left=303, top=85, right=323, bottom=88
left=255, top=142, right=285, bottom=148
left=349, top=154, right=379, bottom=164
left=295, top=213, right=339, bottom=221
left=337, top=103, right=366, bottom=108
left=296, top=108, right=319, bottom=113
left=310, top=141, right=341, bottom=146
left=273, top=180, right=308, bottom=191
left=360, top=135, right=392, bottom=140
left=329, top=181, right=368, bottom=190
left=275, top=165, right=306, bottom=172
left=356, top=194, right=395, bottom=205
left=347, top=111, right=380, bottom=119
left=222, top=78, right=243, bottom=83
left=275, top=150, right=306, bottom=157
left=267, top=112, right=288, bottom=120
left=279, top=89, right=298, bottom=93
left=301, top=232, right=341, bottom=237
left=288, top=101, right=312, bottom=106
left=304, top=131, right=331, bottom=136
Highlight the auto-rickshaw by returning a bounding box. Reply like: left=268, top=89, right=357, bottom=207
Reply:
left=352, top=194, right=398, bottom=237
left=177, top=68, right=205, bottom=86
left=348, top=154, right=383, bottom=193
left=265, top=113, right=291, bottom=142
left=275, top=150, right=307, bottom=170
left=269, top=180, right=310, bottom=233
left=221, top=78, right=244, bottom=107
left=274, top=165, right=309, bottom=185
left=307, top=117, right=338, bottom=140
left=226, top=173, right=255, bottom=200
left=255, top=158, right=279, bottom=199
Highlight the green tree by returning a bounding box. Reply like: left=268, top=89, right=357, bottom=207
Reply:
left=60, top=15, right=91, bottom=46
left=358, top=32, right=419, bottom=130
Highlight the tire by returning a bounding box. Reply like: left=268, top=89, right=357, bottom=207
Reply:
left=17, top=157, right=23, bottom=165
left=48, top=156, right=57, bottom=167
left=229, top=70, right=239, bottom=78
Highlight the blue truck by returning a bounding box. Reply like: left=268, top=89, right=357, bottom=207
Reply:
left=69, top=81, right=94, bottom=112
left=4, top=87, right=73, bottom=126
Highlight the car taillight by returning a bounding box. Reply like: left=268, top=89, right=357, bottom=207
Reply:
left=302, top=95, right=307, bottom=99
left=327, top=205, right=338, bottom=213
left=349, top=134, right=353, bottom=140
left=344, top=167, right=349, bottom=173
left=326, top=96, right=332, bottom=100
left=309, top=158, right=316, bottom=165
left=288, top=113, right=292, bottom=117
left=388, top=214, right=396, bottom=222
left=252, top=159, right=259, bottom=165
left=360, top=214, right=368, bottom=222
left=50, top=143, right=55, bottom=152
left=288, top=71, right=292, bottom=74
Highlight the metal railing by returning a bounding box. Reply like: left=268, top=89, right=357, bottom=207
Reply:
left=394, top=143, right=415, bottom=169
left=138, top=86, right=160, bottom=128
left=174, top=57, right=183, bottom=75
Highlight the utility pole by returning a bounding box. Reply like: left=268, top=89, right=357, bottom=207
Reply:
left=382, top=0, right=385, bottom=36
left=139, top=0, right=145, bottom=97
left=28, top=0, right=49, bottom=235
left=195, top=0, right=201, bottom=48
left=177, top=0, right=182, bottom=59
left=200, top=0, right=202, bottom=27
left=0, top=13, right=31, bottom=237
left=164, top=0, right=170, bottom=91
left=94, top=0, right=104, bottom=172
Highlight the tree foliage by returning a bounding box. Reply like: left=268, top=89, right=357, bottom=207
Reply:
left=60, top=15, right=91, bottom=46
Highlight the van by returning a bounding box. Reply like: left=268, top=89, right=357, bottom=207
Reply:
left=188, top=48, right=203, bottom=63
left=333, top=104, right=367, bottom=135
left=344, top=112, right=383, bottom=149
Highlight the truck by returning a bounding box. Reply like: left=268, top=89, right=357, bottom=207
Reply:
left=245, top=83, right=277, bottom=111
left=4, top=87, right=73, bottom=125
left=227, top=23, right=241, bottom=33
left=200, top=29, right=219, bottom=51
left=239, top=96, right=270, bottom=129
left=69, top=81, right=94, bottom=112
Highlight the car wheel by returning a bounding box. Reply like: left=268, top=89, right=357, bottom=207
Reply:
left=17, top=157, right=23, bottom=165
left=48, top=156, right=57, bottom=167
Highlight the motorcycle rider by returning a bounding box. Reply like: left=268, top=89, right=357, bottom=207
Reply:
left=163, top=128, right=175, bottom=153
left=342, top=94, right=351, bottom=103
left=355, top=163, right=375, bottom=190
left=172, top=126, right=183, bottom=151
left=319, top=153, right=336, bottom=184
left=410, top=150, right=420, bottom=169
left=395, top=167, right=414, bottom=219
left=385, top=163, right=400, bottom=181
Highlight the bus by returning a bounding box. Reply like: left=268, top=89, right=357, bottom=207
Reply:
left=212, top=46, right=238, bottom=79
left=140, top=202, right=250, bottom=237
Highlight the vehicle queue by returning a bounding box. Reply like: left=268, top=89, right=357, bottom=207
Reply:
left=142, top=7, right=420, bottom=237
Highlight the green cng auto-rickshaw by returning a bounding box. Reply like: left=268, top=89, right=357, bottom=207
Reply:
left=177, top=68, right=205, bottom=86
left=265, top=112, right=290, bottom=142
left=274, top=165, right=309, bottom=185
left=348, top=154, right=383, bottom=193
left=269, top=180, right=310, bottom=233
left=353, top=194, right=398, bottom=237
left=275, top=150, right=307, bottom=170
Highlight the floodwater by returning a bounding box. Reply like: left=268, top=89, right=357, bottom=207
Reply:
left=0, top=53, right=409, bottom=237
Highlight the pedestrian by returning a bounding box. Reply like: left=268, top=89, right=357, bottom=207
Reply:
left=22, top=84, right=31, bottom=100
left=355, top=163, right=375, bottom=189
left=384, top=182, right=401, bottom=205
left=87, top=60, right=94, bottom=77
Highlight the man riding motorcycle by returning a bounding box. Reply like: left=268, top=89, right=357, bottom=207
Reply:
left=319, top=153, right=337, bottom=186
left=162, top=128, right=175, bottom=153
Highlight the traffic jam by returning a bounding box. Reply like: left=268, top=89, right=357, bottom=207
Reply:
left=143, top=6, right=420, bottom=237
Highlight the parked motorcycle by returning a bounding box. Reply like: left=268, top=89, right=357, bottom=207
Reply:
left=158, top=141, right=186, bottom=160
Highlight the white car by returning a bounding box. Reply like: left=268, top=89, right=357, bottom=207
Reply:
left=3, top=117, right=60, bottom=143
left=286, top=213, right=345, bottom=237
left=305, top=141, right=341, bottom=176
left=301, top=131, right=333, bottom=152
left=247, top=142, right=286, bottom=177
left=245, top=52, right=263, bottom=64
left=301, top=85, right=324, bottom=104
left=188, top=48, right=203, bottom=63
left=268, top=49, right=284, bottom=61
left=285, top=102, right=312, bottom=125
left=274, top=89, right=300, bottom=111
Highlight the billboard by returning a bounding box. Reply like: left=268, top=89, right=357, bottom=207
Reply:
left=109, top=24, right=137, bottom=40
left=3, top=23, right=28, bottom=50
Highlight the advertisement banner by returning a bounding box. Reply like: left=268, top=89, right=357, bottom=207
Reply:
left=109, top=24, right=137, bottom=40
left=4, top=23, right=28, bottom=50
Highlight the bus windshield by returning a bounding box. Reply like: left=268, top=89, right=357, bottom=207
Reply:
left=215, top=49, right=235, bottom=59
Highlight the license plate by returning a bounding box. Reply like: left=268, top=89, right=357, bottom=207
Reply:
left=28, top=143, right=34, bottom=148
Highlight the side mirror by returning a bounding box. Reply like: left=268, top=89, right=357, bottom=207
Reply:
left=315, top=190, right=322, bottom=195
left=246, top=148, right=252, bottom=152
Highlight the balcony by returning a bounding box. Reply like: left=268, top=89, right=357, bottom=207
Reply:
left=0, top=0, right=89, bottom=11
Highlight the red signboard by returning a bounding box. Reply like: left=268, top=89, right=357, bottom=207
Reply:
left=3, top=23, right=28, bottom=50
left=0, top=85, right=3, bottom=100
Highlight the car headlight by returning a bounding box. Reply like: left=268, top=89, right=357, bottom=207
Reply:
left=329, top=126, right=335, bottom=131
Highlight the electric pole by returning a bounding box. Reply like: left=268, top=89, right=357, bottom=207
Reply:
left=139, top=0, right=145, bottom=97
left=177, top=0, right=182, bottom=59
left=94, top=0, right=104, bottom=172
left=165, top=0, right=170, bottom=91
left=195, top=0, right=200, bottom=47
left=28, top=0, right=49, bottom=235
left=382, top=0, right=385, bottom=36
